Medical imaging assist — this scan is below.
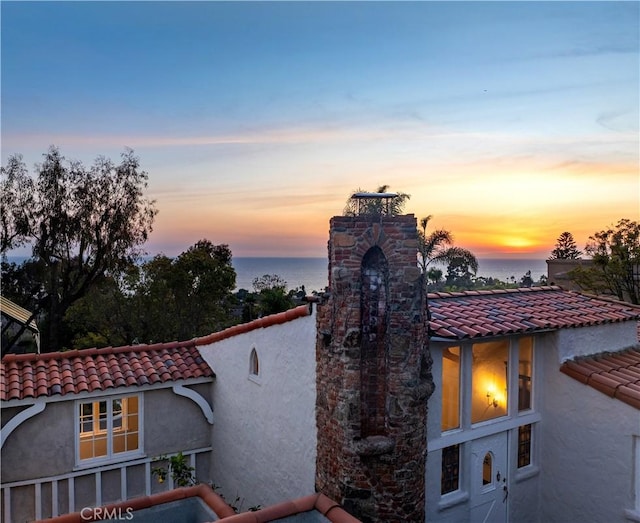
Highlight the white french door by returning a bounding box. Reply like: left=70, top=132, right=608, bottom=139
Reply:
left=470, top=432, right=509, bottom=523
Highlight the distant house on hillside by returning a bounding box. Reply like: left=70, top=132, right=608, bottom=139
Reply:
left=546, top=258, right=595, bottom=292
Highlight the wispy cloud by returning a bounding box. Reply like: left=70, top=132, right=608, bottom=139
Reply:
left=2, top=124, right=394, bottom=151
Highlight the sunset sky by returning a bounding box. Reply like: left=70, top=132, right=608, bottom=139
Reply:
left=2, top=1, right=638, bottom=258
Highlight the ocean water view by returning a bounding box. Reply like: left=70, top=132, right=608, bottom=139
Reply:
left=3, top=255, right=549, bottom=294
left=232, top=257, right=549, bottom=293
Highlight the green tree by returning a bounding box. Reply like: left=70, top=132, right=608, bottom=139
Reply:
left=64, top=273, right=132, bottom=349
left=417, top=215, right=478, bottom=280
left=343, top=185, right=410, bottom=216
left=570, top=219, right=640, bottom=304
left=252, top=274, right=295, bottom=316
left=64, top=240, right=238, bottom=347
left=1, top=147, right=157, bottom=353
left=445, top=256, right=475, bottom=289
left=426, top=267, right=443, bottom=288
left=519, top=270, right=533, bottom=288
left=170, top=240, right=237, bottom=339
left=549, top=232, right=582, bottom=259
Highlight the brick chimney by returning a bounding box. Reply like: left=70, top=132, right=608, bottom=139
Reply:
left=315, top=213, right=433, bottom=522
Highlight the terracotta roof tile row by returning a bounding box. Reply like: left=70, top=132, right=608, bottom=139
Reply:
left=560, top=346, right=640, bottom=410
left=1, top=303, right=313, bottom=403
left=221, top=492, right=361, bottom=523
left=36, top=487, right=360, bottom=523
left=36, top=484, right=236, bottom=522
left=195, top=303, right=312, bottom=345
left=1, top=341, right=214, bottom=402
left=428, top=286, right=640, bottom=340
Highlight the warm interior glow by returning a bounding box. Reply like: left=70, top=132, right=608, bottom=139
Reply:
left=79, top=396, right=139, bottom=460
left=472, top=341, right=509, bottom=423
left=441, top=346, right=461, bottom=432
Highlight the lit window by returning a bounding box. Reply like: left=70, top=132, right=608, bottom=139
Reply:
left=471, top=340, right=509, bottom=423
left=518, top=337, right=533, bottom=411
left=517, top=424, right=532, bottom=468
left=78, top=395, right=141, bottom=462
left=250, top=348, right=259, bottom=376
left=441, top=346, right=460, bottom=431
left=441, top=444, right=460, bottom=495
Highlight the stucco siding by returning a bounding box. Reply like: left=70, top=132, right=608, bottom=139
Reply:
left=426, top=337, right=545, bottom=523
left=143, top=385, right=213, bottom=458
left=198, top=309, right=317, bottom=510
left=1, top=401, right=75, bottom=483
left=540, top=336, right=639, bottom=522
left=1, top=384, right=214, bottom=522
left=556, top=321, right=637, bottom=362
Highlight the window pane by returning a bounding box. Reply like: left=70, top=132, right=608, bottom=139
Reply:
left=126, top=432, right=139, bottom=452
left=115, top=396, right=140, bottom=453
left=79, top=402, right=93, bottom=433
left=93, top=435, right=108, bottom=457
left=441, top=444, right=460, bottom=495
left=441, top=346, right=460, bottom=431
left=112, top=399, right=123, bottom=430
left=518, top=337, right=533, bottom=411
left=113, top=433, right=126, bottom=454
left=98, top=401, right=108, bottom=431
left=482, top=453, right=492, bottom=485
left=79, top=438, right=93, bottom=460
left=518, top=424, right=532, bottom=468
left=471, top=341, right=509, bottom=423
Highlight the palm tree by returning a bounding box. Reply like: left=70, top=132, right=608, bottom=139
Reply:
left=418, top=215, right=478, bottom=276
left=343, top=185, right=410, bottom=216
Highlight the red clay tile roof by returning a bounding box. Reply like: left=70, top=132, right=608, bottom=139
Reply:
left=36, top=488, right=360, bottom=523
left=195, top=303, right=312, bottom=345
left=220, top=492, right=362, bottom=523
left=428, top=286, right=640, bottom=340
left=36, top=484, right=236, bottom=522
left=1, top=304, right=313, bottom=403
left=1, top=341, right=214, bottom=402
left=560, top=347, right=640, bottom=410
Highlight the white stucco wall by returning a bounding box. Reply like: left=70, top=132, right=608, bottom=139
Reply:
left=556, top=321, right=637, bottom=362
left=540, top=328, right=640, bottom=522
left=425, top=321, right=640, bottom=523
left=426, top=337, right=544, bottom=523
left=197, top=307, right=318, bottom=510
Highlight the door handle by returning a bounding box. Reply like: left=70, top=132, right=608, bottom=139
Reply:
left=503, top=482, right=508, bottom=503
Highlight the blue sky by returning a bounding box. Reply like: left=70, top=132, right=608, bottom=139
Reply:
left=2, top=1, right=638, bottom=257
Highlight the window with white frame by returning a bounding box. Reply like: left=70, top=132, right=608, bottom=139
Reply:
left=77, top=394, right=141, bottom=463
left=437, top=336, right=539, bottom=504
left=440, top=336, right=535, bottom=432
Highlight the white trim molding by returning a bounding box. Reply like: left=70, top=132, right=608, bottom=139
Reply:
left=1, top=400, right=46, bottom=448
left=171, top=384, right=214, bottom=424
left=1, top=377, right=213, bottom=408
